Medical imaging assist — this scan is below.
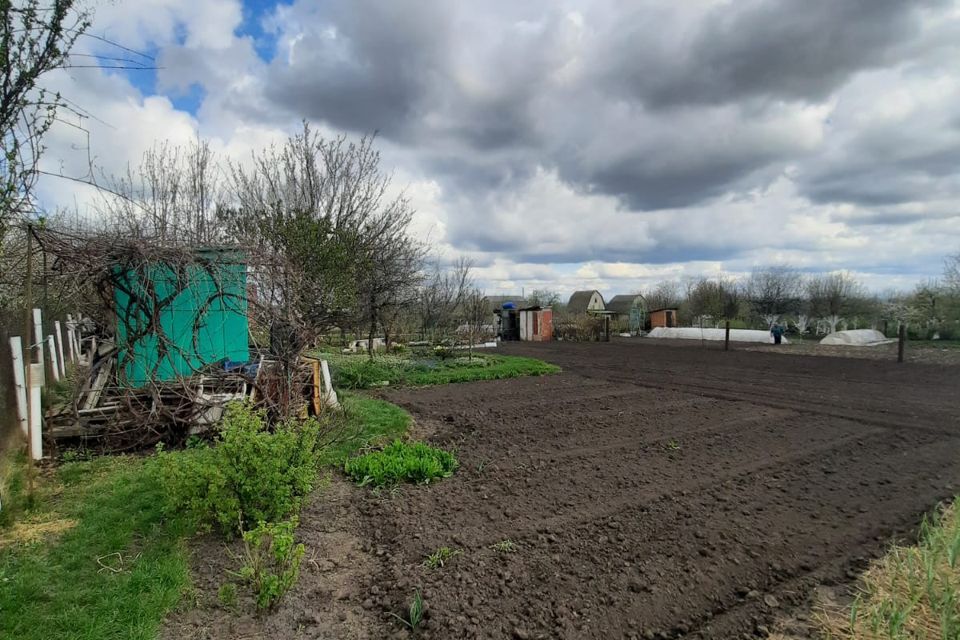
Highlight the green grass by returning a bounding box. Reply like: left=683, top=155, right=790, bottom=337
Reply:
left=343, top=440, right=458, bottom=487
left=423, top=546, right=461, bottom=569
left=0, top=393, right=413, bottom=640
left=323, top=351, right=560, bottom=390
left=320, top=393, right=412, bottom=464
left=0, top=457, right=190, bottom=640
left=817, top=497, right=960, bottom=639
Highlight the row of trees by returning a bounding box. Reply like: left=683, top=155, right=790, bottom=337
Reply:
left=640, top=264, right=960, bottom=338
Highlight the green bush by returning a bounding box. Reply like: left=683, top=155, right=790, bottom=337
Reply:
left=333, top=358, right=405, bottom=389
left=344, top=440, right=458, bottom=487
left=237, top=517, right=305, bottom=609
left=157, top=403, right=326, bottom=536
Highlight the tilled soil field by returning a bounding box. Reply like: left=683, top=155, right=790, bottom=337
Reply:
left=165, top=341, right=960, bottom=640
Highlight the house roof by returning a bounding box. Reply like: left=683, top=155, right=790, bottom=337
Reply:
left=567, top=290, right=604, bottom=314
left=484, top=295, right=528, bottom=312
left=606, top=294, right=646, bottom=315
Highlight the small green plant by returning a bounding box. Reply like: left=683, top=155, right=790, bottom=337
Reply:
left=217, top=582, right=238, bottom=609
left=390, top=590, right=425, bottom=631
left=236, top=517, right=305, bottom=610
left=344, top=440, right=458, bottom=488
left=157, top=402, right=330, bottom=536
left=665, top=439, right=681, bottom=452
left=491, top=539, right=516, bottom=553
left=184, top=435, right=208, bottom=450
left=423, top=546, right=461, bottom=569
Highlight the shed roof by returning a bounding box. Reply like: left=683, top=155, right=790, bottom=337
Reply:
left=484, top=295, right=528, bottom=312
left=567, top=290, right=604, bottom=314
left=607, top=294, right=646, bottom=315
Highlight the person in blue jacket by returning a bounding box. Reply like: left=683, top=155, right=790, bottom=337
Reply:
left=770, top=322, right=785, bottom=345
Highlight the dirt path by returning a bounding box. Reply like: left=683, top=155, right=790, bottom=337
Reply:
left=165, top=341, right=960, bottom=639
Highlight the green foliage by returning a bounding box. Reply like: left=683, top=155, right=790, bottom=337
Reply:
left=821, top=498, right=960, bottom=639
left=0, top=456, right=189, bottom=640
left=322, top=393, right=412, bottom=465
left=423, top=546, right=461, bottom=569
left=0, top=451, right=29, bottom=528
left=344, top=440, right=458, bottom=487
left=237, top=518, right=305, bottom=610
left=217, top=582, right=238, bottom=609
left=390, top=590, right=425, bottom=631
left=491, top=539, right=517, bottom=554
left=157, top=403, right=327, bottom=536
left=327, top=352, right=559, bottom=390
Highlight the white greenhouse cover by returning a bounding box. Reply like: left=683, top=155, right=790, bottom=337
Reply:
left=819, top=329, right=894, bottom=346
left=646, top=327, right=786, bottom=344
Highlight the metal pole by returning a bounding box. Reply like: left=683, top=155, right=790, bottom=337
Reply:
left=725, top=320, right=730, bottom=351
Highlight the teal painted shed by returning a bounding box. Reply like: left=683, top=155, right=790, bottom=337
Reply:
left=114, top=251, right=249, bottom=387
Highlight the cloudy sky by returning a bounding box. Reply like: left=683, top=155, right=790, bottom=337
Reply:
left=34, top=0, right=960, bottom=298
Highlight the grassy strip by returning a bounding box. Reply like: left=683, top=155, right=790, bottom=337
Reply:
left=0, top=457, right=190, bottom=640
left=0, top=393, right=411, bottom=640
left=817, top=498, right=960, bottom=639
left=325, top=352, right=560, bottom=390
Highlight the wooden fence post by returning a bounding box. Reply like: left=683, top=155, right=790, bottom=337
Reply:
left=898, top=324, right=906, bottom=363
left=725, top=320, right=730, bottom=351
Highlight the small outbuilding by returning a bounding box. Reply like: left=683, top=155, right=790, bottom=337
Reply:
left=519, top=307, right=553, bottom=342
left=607, top=294, right=647, bottom=333
left=649, top=308, right=678, bottom=329
left=567, top=290, right=606, bottom=314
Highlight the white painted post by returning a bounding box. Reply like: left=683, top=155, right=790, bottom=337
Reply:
left=54, top=320, right=66, bottom=377
left=66, top=314, right=76, bottom=363
left=9, top=336, right=28, bottom=437
left=28, top=363, right=43, bottom=460
left=32, top=308, right=45, bottom=386
left=320, top=360, right=339, bottom=408
left=47, top=336, right=60, bottom=382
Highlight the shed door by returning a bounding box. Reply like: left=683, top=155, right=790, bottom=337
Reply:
left=532, top=311, right=539, bottom=336
left=667, top=310, right=675, bottom=328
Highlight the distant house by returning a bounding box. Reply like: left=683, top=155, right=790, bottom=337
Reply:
left=607, top=294, right=647, bottom=333
left=567, top=290, right=606, bottom=314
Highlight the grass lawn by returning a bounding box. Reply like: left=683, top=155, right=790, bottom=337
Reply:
left=322, top=351, right=560, bottom=390
left=0, top=456, right=189, bottom=640
left=816, top=497, right=960, bottom=639
left=0, top=394, right=411, bottom=640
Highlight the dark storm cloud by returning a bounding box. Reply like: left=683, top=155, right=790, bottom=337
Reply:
left=602, top=0, right=946, bottom=108
left=265, top=0, right=455, bottom=138
left=252, top=0, right=960, bottom=270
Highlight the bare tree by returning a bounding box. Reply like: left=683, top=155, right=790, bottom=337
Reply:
left=417, top=258, right=472, bottom=343
left=745, top=265, right=803, bottom=327
left=1, top=0, right=90, bottom=247
left=94, top=139, right=221, bottom=245
left=645, top=280, right=682, bottom=311
left=527, top=289, right=560, bottom=307
left=806, top=272, right=867, bottom=333
left=685, top=277, right=741, bottom=327
left=945, top=251, right=960, bottom=293
left=461, top=287, right=488, bottom=360
left=223, top=123, right=413, bottom=335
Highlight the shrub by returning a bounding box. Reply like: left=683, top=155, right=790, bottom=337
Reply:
left=333, top=358, right=405, bottom=389
left=157, top=403, right=327, bottom=536
left=343, top=440, right=458, bottom=487
left=237, top=517, right=305, bottom=610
